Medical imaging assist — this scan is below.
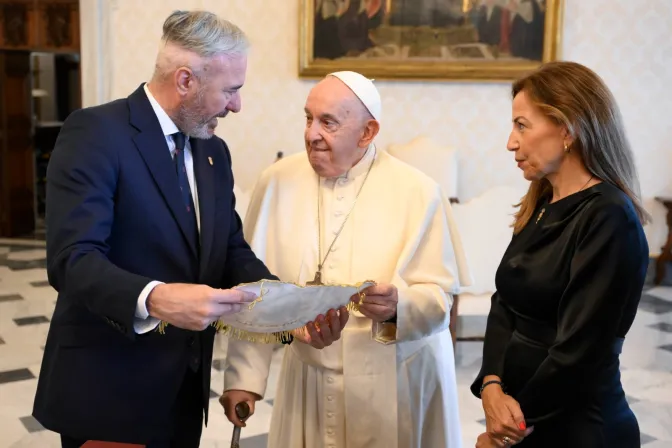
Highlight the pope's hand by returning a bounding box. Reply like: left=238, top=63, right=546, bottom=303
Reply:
left=351, top=283, right=398, bottom=322
left=220, top=389, right=260, bottom=428
left=292, top=306, right=349, bottom=349
left=147, top=283, right=256, bottom=331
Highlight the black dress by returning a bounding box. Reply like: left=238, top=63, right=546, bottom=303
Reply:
left=470, top=182, right=648, bottom=447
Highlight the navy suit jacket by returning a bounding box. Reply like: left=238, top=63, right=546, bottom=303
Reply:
left=32, top=84, right=275, bottom=443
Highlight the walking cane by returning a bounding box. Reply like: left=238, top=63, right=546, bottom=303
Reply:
left=230, top=402, right=251, bottom=448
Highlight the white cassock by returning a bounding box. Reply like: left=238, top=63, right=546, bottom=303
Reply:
left=224, top=144, right=472, bottom=448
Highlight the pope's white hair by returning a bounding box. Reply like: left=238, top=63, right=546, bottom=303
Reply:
left=152, top=10, right=249, bottom=82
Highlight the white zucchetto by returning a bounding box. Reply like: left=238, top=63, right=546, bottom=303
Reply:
left=328, top=71, right=382, bottom=122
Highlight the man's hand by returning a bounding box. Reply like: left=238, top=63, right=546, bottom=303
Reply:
left=292, top=306, right=349, bottom=349
left=220, top=389, right=260, bottom=427
left=351, top=283, right=398, bottom=322
left=146, top=283, right=256, bottom=331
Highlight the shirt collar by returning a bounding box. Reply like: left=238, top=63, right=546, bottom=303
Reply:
left=143, top=83, right=181, bottom=137
left=340, top=143, right=376, bottom=180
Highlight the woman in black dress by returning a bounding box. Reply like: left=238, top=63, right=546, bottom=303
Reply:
left=472, top=61, right=650, bottom=448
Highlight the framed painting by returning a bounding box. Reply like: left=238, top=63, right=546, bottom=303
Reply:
left=299, top=0, right=564, bottom=81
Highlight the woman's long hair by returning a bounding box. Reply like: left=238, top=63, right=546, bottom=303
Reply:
left=511, top=61, right=650, bottom=234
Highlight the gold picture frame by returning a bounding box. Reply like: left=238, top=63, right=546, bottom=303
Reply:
left=299, top=0, right=564, bottom=81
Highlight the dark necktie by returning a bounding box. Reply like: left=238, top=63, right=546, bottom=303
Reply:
left=172, top=132, right=199, bottom=247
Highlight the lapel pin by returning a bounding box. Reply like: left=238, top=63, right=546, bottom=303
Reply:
left=208, top=156, right=213, bottom=166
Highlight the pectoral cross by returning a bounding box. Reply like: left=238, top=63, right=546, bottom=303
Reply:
left=306, top=266, right=323, bottom=286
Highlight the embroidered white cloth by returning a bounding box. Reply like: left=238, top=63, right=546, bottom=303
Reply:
left=217, top=279, right=375, bottom=333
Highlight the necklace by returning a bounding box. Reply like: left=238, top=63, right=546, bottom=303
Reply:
left=536, top=175, right=594, bottom=225
left=307, top=148, right=376, bottom=285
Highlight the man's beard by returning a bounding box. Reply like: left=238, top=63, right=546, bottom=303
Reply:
left=174, top=88, right=216, bottom=140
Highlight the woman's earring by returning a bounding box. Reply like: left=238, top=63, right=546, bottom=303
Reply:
left=564, top=143, right=570, bottom=153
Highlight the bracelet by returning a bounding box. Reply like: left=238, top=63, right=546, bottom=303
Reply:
left=479, top=380, right=504, bottom=397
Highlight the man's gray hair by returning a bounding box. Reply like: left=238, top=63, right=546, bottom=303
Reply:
left=161, top=10, right=249, bottom=57
left=153, top=10, right=249, bottom=80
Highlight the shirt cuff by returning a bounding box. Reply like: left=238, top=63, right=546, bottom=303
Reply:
left=134, top=280, right=163, bottom=334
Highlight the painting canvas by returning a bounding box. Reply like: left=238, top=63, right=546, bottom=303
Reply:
left=299, top=0, right=564, bottom=81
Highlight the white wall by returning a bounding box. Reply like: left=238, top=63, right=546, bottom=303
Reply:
left=81, top=0, right=672, bottom=254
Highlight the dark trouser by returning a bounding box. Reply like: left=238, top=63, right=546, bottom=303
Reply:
left=61, top=367, right=204, bottom=448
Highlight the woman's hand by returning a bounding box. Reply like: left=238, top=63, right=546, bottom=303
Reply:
left=481, top=380, right=533, bottom=445
left=476, top=431, right=535, bottom=447
left=476, top=432, right=507, bottom=447
left=475, top=432, right=497, bottom=447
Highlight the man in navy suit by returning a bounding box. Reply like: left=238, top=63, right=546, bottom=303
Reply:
left=31, top=10, right=287, bottom=448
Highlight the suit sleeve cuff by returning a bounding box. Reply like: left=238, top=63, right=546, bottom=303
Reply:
left=134, top=280, right=163, bottom=334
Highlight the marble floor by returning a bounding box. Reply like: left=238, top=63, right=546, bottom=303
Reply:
left=1, top=238, right=671, bottom=447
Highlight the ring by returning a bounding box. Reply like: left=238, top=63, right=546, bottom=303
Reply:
left=502, top=436, right=512, bottom=446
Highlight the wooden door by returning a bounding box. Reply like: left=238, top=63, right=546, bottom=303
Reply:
left=0, top=0, right=79, bottom=52
left=0, top=0, right=37, bottom=50
left=0, top=50, right=34, bottom=237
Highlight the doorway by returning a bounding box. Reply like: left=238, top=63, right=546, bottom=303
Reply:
left=32, top=51, right=81, bottom=228
left=0, top=0, right=81, bottom=238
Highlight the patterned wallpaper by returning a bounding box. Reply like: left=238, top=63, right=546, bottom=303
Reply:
left=86, top=0, right=672, bottom=252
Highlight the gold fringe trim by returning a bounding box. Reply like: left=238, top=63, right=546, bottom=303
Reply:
left=233, top=278, right=376, bottom=290
left=155, top=295, right=362, bottom=343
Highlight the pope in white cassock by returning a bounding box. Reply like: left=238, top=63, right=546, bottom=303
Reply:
left=220, top=71, right=472, bottom=448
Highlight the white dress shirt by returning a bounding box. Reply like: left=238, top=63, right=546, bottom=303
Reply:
left=133, top=83, right=201, bottom=334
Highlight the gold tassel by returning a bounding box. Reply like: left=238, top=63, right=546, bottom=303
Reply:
left=157, top=321, right=169, bottom=335
left=347, top=297, right=361, bottom=313
left=154, top=297, right=362, bottom=342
